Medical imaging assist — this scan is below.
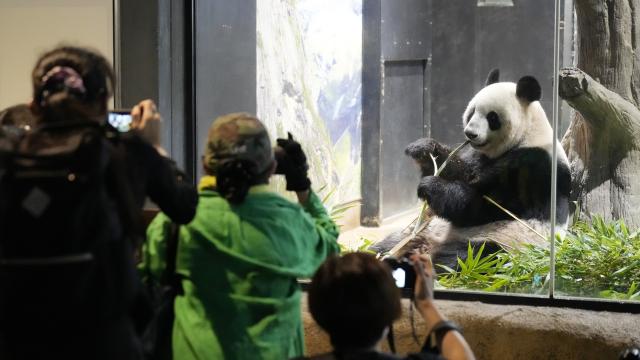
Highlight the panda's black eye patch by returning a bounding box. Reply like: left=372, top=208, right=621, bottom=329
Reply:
left=487, top=111, right=501, bottom=130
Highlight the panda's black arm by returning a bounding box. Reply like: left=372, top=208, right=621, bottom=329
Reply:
left=437, top=155, right=474, bottom=182
left=418, top=176, right=507, bottom=226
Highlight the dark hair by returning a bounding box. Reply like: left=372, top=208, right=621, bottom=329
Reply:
left=308, top=253, right=402, bottom=350
left=216, top=160, right=256, bottom=204
left=32, top=46, right=114, bottom=122
left=216, top=159, right=270, bottom=204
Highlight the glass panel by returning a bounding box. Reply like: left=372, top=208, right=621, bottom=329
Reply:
left=256, top=0, right=363, bottom=209
left=369, top=0, right=561, bottom=296
left=554, top=1, right=640, bottom=302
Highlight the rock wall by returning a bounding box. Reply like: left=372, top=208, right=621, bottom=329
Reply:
left=302, top=295, right=640, bottom=359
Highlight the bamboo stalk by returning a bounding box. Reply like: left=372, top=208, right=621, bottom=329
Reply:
left=435, top=140, right=470, bottom=177
left=388, top=217, right=430, bottom=256
left=482, top=195, right=548, bottom=242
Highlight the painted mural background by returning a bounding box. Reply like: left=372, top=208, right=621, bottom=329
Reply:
left=257, top=0, right=362, bottom=206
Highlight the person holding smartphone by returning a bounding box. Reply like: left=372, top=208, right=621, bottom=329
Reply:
left=304, top=253, right=476, bottom=360
left=0, top=46, right=197, bottom=359
left=119, top=99, right=197, bottom=224
left=1, top=46, right=197, bottom=226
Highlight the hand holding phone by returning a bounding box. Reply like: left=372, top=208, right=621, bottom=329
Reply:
left=130, top=99, right=162, bottom=147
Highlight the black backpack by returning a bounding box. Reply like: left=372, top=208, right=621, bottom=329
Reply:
left=0, top=121, right=142, bottom=358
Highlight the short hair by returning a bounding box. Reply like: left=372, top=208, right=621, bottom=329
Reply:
left=308, top=252, right=402, bottom=350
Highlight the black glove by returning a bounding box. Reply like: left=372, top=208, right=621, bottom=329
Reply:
left=274, top=132, right=311, bottom=191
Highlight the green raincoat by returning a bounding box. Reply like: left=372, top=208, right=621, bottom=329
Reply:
left=141, top=182, right=340, bottom=360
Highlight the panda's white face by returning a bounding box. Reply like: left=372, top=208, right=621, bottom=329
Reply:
left=462, top=83, right=527, bottom=159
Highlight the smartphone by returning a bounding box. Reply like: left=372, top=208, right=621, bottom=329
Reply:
left=384, top=257, right=416, bottom=289
left=108, top=110, right=132, bottom=132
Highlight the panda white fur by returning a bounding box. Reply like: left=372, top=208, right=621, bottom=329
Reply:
left=379, top=70, right=571, bottom=267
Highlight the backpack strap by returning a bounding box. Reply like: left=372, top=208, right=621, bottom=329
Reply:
left=161, top=222, right=180, bottom=287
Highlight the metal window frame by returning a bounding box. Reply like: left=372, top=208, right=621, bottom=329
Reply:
left=112, top=0, right=639, bottom=312
left=113, top=0, right=197, bottom=182
left=357, top=0, right=639, bottom=312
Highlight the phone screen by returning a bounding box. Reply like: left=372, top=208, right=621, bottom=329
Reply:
left=392, top=268, right=407, bottom=288
left=108, top=111, right=132, bottom=132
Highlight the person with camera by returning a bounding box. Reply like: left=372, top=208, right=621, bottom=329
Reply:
left=2, top=48, right=197, bottom=224
left=0, top=46, right=197, bottom=359
left=305, top=252, right=475, bottom=360
left=140, top=112, right=340, bottom=359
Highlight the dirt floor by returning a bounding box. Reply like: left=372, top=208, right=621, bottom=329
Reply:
left=336, top=206, right=420, bottom=252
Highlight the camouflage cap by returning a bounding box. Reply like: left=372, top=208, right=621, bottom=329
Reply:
left=203, top=112, right=274, bottom=175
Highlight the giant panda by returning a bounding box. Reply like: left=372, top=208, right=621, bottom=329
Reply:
left=375, top=69, right=572, bottom=268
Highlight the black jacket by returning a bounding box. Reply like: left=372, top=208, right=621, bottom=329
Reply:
left=119, top=132, right=197, bottom=224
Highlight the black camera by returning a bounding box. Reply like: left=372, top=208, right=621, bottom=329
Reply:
left=383, top=257, right=416, bottom=289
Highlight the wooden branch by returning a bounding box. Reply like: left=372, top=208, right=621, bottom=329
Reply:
left=559, top=67, right=640, bottom=140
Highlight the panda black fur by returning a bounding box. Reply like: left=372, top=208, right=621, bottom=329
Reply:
left=378, top=70, right=572, bottom=268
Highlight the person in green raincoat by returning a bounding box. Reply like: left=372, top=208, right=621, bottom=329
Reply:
left=140, top=112, right=340, bottom=359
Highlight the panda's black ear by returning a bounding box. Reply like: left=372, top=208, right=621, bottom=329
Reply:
left=516, top=76, right=542, bottom=102
left=485, top=68, right=500, bottom=86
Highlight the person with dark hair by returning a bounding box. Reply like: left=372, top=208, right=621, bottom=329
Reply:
left=305, top=252, right=475, bottom=360
left=0, top=45, right=197, bottom=359
left=140, top=112, right=340, bottom=359
left=29, top=46, right=198, bottom=223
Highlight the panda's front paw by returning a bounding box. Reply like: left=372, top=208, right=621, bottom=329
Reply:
left=417, top=175, right=443, bottom=202
left=405, top=138, right=441, bottom=161
left=407, top=138, right=445, bottom=176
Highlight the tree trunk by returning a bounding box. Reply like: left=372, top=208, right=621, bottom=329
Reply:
left=560, top=0, right=640, bottom=228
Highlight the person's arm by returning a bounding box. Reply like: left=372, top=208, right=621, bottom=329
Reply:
left=131, top=100, right=165, bottom=156
left=145, top=153, right=198, bottom=224
left=298, top=190, right=340, bottom=250
left=276, top=134, right=340, bottom=255
left=411, top=254, right=476, bottom=360
left=138, top=212, right=172, bottom=283
left=296, top=190, right=310, bottom=204
left=130, top=99, right=198, bottom=224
